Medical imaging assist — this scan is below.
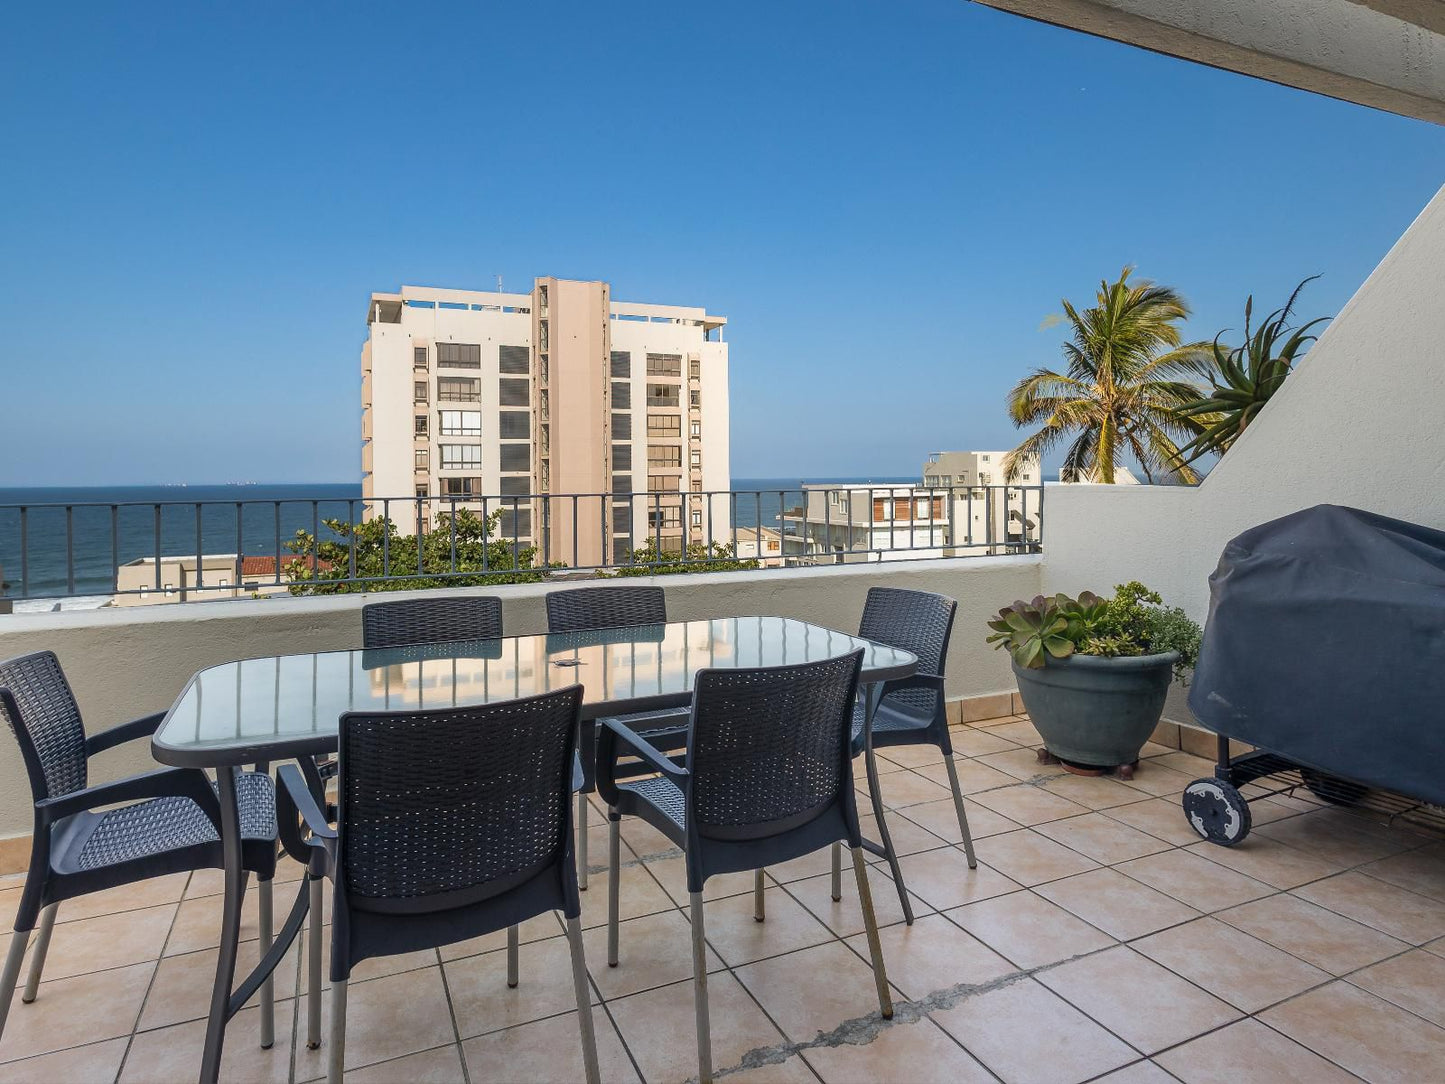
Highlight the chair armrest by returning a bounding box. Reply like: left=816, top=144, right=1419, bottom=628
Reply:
left=877, top=672, right=945, bottom=699
left=276, top=763, right=336, bottom=865
left=34, top=767, right=218, bottom=826
left=596, top=717, right=689, bottom=805
left=84, top=711, right=168, bottom=757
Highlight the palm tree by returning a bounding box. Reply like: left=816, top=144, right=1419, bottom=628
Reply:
left=1004, top=268, right=1213, bottom=484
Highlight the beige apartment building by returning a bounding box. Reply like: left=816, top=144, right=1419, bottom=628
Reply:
left=361, top=279, right=731, bottom=568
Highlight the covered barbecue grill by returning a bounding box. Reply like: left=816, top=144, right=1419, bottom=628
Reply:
left=1183, top=504, right=1445, bottom=844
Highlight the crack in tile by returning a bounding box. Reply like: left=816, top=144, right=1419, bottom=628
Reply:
left=585, top=846, right=684, bottom=876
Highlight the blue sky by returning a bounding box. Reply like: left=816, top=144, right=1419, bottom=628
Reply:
left=1, top=1, right=1441, bottom=485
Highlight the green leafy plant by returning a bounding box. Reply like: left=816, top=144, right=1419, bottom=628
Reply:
left=608, top=539, right=759, bottom=577
left=1174, top=277, right=1329, bottom=466
left=987, top=581, right=1201, bottom=681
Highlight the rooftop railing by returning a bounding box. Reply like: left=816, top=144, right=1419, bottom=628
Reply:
left=0, top=485, right=1042, bottom=606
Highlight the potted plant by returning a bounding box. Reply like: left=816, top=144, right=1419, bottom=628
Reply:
left=986, top=582, right=1201, bottom=776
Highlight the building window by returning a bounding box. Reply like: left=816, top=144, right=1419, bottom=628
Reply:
left=612, top=443, right=632, bottom=471
left=646, top=414, right=680, bottom=437
left=610, top=351, right=631, bottom=378
left=438, top=377, right=480, bottom=402
left=690, top=450, right=701, bottom=467
left=498, top=377, right=530, bottom=407
left=690, top=389, right=701, bottom=409
left=690, top=421, right=701, bottom=438
left=689, top=358, right=700, bottom=380
left=612, top=506, right=632, bottom=533
left=414, top=346, right=428, bottom=369
left=499, top=444, right=531, bottom=472
left=415, top=484, right=430, bottom=499
left=611, top=474, right=632, bottom=495
left=414, top=415, right=428, bottom=437
left=690, top=510, right=703, bottom=527
left=612, top=537, right=633, bottom=564
left=436, top=342, right=481, bottom=369
left=439, top=410, right=482, bottom=436
left=440, top=444, right=482, bottom=470
left=981, top=454, right=991, bottom=462
left=611, top=413, right=632, bottom=440
left=441, top=476, right=480, bottom=497
left=611, top=381, right=631, bottom=409
left=499, top=509, right=531, bottom=537
left=646, top=353, right=682, bottom=376
left=648, top=446, right=682, bottom=467
left=498, top=411, right=530, bottom=439
left=648, top=475, right=680, bottom=492
left=498, top=345, right=530, bottom=374
left=499, top=476, right=530, bottom=496
left=414, top=449, right=429, bottom=470
left=414, top=381, right=428, bottom=403
left=690, top=479, right=702, bottom=493
left=648, top=507, right=682, bottom=529
left=646, top=384, right=680, bottom=408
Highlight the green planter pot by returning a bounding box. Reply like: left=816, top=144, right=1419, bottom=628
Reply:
left=1012, top=651, right=1179, bottom=769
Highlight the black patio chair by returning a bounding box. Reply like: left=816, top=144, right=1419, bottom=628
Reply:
left=360, top=594, right=503, bottom=649
left=597, top=649, right=892, bottom=1084
left=0, top=651, right=279, bottom=1046
left=544, top=585, right=689, bottom=887
left=830, top=587, right=975, bottom=925
left=279, top=686, right=600, bottom=1084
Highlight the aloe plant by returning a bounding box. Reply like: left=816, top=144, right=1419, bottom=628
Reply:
left=1174, top=277, right=1329, bottom=466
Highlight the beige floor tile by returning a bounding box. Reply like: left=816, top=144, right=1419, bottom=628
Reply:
left=1151, top=751, right=1218, bottom=777
left=1358, top=842, right=1445, bottom=903
left=1294, top=870, right=1445, bottom=944
left=445, top=936, right=598, bottom=1039
left=0, top=873, right=189, bottom=930
left=1184, top=838, right=1345, bottom=891
left=975, top=748, right=1067, bottom=782
left=970, top=829, right=1101, bottom=886
left=1154, top=1018, right=1358, bottom=1084
left=0, top=1037, right=129, bottom=1084
left=0, top=961, right=152, bottom=1062
left=983, top=719, right=1043, bottom=747
left=735, top=941, right=895, bottom=1043
left=858, top=810, right=952, bottom=859
left=700, top=886, right=835, bottom=968
left=437, top=909, right=562, bottom=962
left=1217, top=893, right=1406, bottom=975
left=166, top=886, right=267, bottom=956
left=842, top=912, right=1015, bottom=1001
left=894, top=848, right=1020, bottom=910
left=1038, top=945, right=1241, bottom=1054
left=803, top=1016, right=994, bottom=1083
left=292, top=967, right=455, bottom=1077
left=23, top=902, right=175, bottom=981
left=610, top=971, right=786, bottom=1083
left=577, top=858, right=678, bottom=925
left=1037, top=774, right=1152, bottom=811
left=917, top=757, right=1020, bottom=794
left=122, top=999, right=295, bottom=1084
left=969, top=784, right=1090, bottom=827
left=184, top=860, right=304, bottom=899
left=1254, top=811, right=1417, bottom=868
left=1103, top=797, right=1210, bottom=847
left=898, top=797, right=1018, bottom=844
left=877, top=742, right=951, bottom=769
left=1115, top=849, right=1274, bottom=912
left=724, top=1053, right=821, bottom=1082
left=141, top=937, right=300, bottom=1030
left=1132, top=917, right=1330, bottom=1012
left=870, top=769, right=954, bottom=809
left=301, top=1043, right=466, bottom=1083
left=1036, top=868, right=1200, bottom=941
left=617, top=817, right=677, bottom=860
left=1115, top=764, right=1197, bottom=798
left=584, top=909, right=722, bottom=999
left=1348, top=948, right=1445, bottom=1026
left=787, top=861, right=932, bottom=936
left=462, top=1009, right=640, bottom=1083
left=648, top=855, right=757, bottom=907
left=947, top=729, right=1018, bottom=758
left=948, top=890, right=1114, bottom=969
left=1261, top=981, right=1445, bottom=1083
left=766, top=846, right=844, bottom=884
left=1091, top=1062, right=1176, bottom=1084
left=1034, top=813, right=1173, bottom=865
left=931, top=977, right=1136, bottom=1084
left=299, top=939, right=451, bottom=994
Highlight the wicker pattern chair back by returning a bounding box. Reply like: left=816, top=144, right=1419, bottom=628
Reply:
left=688, top=650, right=863, bottom=838
left=337, top=685, right=583, bottom=911
left=0, top=651, right=87, bottom=800
left=361, top=595, right=503, bottom=650
left=859, top=587, right=956, bottom=716
left=545, top=585, right=666, bottom=633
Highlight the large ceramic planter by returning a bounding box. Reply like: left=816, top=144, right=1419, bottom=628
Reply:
left=1012, top=651, right=1179, bottom=769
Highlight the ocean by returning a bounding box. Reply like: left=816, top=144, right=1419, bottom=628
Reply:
left=0, top=477, right=914, bottom=608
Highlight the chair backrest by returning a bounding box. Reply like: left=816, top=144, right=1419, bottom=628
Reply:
left=0, top=651, right=87, bottom=802
left=335, top=685, right=583, bottom=913
left=687, top=650, right=863, bottom=840
left=858, top=587, right=957, bottom=717
left=545, top=585, right=666, bottom=634
left=361, top=595, right=503, bottom=649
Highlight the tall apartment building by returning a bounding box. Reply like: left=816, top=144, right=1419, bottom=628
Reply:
left=361, top=279, right=731, bottom=568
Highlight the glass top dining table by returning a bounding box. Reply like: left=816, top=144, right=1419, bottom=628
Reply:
left=152, top=616, right=919, bottom=769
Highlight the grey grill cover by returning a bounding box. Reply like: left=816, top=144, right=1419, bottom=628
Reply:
left=1189, top=504, right=1445, bottom=805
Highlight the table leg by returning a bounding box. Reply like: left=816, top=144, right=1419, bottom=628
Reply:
left=199, top=765, right=246, bottom=1084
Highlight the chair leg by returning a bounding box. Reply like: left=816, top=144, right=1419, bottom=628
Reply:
left=864, top=746, right=915, bottom=925
left=506, top=925, right=519, bottom=988
left=943, top=754, right=978, bottom=869
left=565, top=916, right=601, bottom=1084
left=688, top=892, right=713, bottom=1084
left=258, top=879, right=275, bottom=1048
left=830, top=842, right=842, bottom=902
left=327, top=978, right=347, bottom=1084
left=578, top=792, right=590, bottom=891
left=754, top=869, right=766, bottom=922
left=0, top=927, right=31, bottom=1040
left=21, top=903, right=57, bottom=1003
left=307, top=875, right=323, bottom=1050
left=607, top=811, right=621, bottom=968
left=851, top=847, right=894, bottom=1019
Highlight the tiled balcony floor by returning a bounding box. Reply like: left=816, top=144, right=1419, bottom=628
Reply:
left=4, top=715, right=1445, bottom=1083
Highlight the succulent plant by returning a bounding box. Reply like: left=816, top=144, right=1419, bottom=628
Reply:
left=986, top=595, right=1076, bottom=669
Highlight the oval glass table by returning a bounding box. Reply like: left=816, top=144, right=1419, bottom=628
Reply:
left=151, top=616, right=917, bottom=1083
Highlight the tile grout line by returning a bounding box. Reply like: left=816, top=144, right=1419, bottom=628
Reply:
left=113, top=870, right=193, bottom=1083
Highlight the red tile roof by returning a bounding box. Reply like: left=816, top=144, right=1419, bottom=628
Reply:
left=239, top=555, right=333, bottom=578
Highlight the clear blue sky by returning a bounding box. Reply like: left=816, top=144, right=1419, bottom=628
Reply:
left=2, top=1, right=1441, bottom=486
